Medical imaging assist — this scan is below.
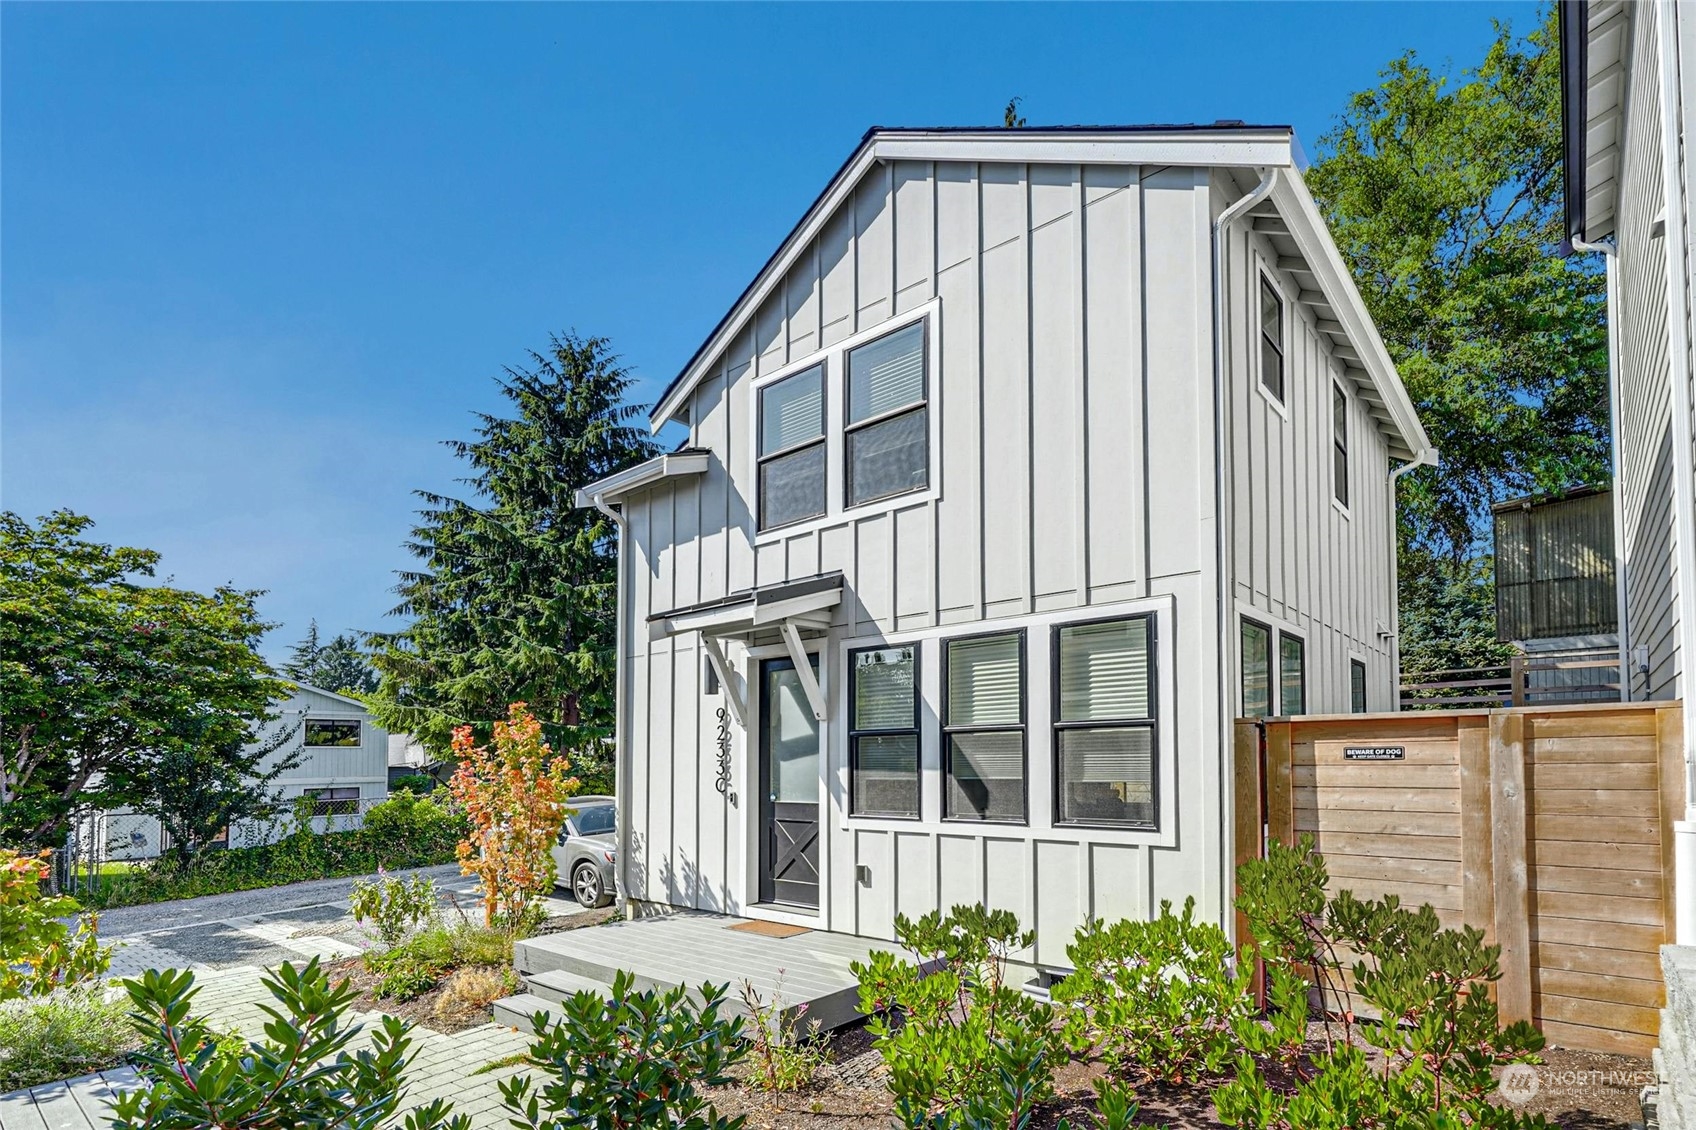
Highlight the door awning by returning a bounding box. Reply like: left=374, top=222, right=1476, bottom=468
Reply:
left=647, top=572, right=844, bottom=725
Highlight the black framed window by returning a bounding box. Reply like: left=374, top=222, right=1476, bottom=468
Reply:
left=757, top=364, right=826, bottom=530
left=1278, top=633, right=1306, bottom=717
left=1259, top=276, right=1285, bottom=403
left=849, top=645, right=920, bottom=818
left=1054, top=616, right=1156, bottom=829
left=1350, top=659, right=1368, bottom=713
left=304, top=719, right=361, bottom=747
left=846, top=322, right=928, bottom=507
left=942, top=631, right=1025, bottom=823
left=1241, top=619, right=1272, bottom=719
left=1333, top=382, right=1350, bottom=507
left=305, top=787, right=359, bottom=816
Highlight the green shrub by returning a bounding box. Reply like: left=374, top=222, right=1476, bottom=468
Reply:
left=351, top=871, right=440, bottom=949
left=362, top=789, right=467, bottom=855
left=1215, top=837, right=1549, bottom=1130
left=852, top=904, right=1060, bottom=1129
left=498, top=969, right=745, bottom=1130
left=0, top=986, right=138, bottom=1092
left=1054, top=896, right=1255, bottom=1083
left=363, top=922, right=515, bottom=1001
left=1, top=849, right=112, bottom=999
left=113, top=960, right=468, bottom=1130
left=390, top=774, right=438, bottom=795
left=738, top=977, right=826, bottom=1093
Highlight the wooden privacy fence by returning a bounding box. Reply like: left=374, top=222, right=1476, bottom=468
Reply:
left=1233, top=702, right=1685, bottom=1058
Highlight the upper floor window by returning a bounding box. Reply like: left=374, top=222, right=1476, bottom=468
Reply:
left=757, top=364, right=826, bottom=530
left=1054, top=616, right=1156, bottom=829
left=1333, top=382, right=1350, bottom=508
left=1259, top=276, right=1285, bottom=403
left=846, top=323, right=928, bottom=507
left=304, top=719, right=361, bottom=747
left=849, top=645, right=919, bottom=818
left=942, top=631, right=1025, bottom=823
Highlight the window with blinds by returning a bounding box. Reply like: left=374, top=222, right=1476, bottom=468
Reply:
left=849, top=645, right=919, bottom=818
left=846, top=322, right=927, bottom=507
left=1279, top=632, right=1305, bottom=716
left=1241, top=619, right=1272, bottom=719
left=757, top=364, right=826, bottom=530
left=1053, top=616, right=1156, bottom=828
left=942, top=631, right=1025, bottom=822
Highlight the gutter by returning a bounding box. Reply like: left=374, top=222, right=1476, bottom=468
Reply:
left=586, top=491, right=635, bottom=915
left=1211, top=165, right=1278, bottom=942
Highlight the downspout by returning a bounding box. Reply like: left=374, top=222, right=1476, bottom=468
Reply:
left=588, top=491, right=634, bottom=915
left=1211, top=165, right=1277, bottom=943
left=1388, top=448, right=1440, bottom=703
left=1654, top=0, right=1696, bottom=944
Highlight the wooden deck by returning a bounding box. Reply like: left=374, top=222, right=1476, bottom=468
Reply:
left=0, top=1068, right=143, bottom=1130
left=504, top=911, right=903, bottom=1034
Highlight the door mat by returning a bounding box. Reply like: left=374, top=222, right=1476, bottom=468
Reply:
left=727, top=920, right=812, bottom=939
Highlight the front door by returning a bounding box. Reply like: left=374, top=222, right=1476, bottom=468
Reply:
left=758, top=656, right=820, bottom=908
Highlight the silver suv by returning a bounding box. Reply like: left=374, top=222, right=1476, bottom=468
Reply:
left=551, top=795, right=616, bottom=908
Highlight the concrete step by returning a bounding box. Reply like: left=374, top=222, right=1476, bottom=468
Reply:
left=513, top=938, right=682, bottom=995
left=491, top=993, right=555, bottom=1032
left=525, top=968, right=617, bottom=1007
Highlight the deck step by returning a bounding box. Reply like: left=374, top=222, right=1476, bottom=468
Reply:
left=513, top=938, right=680, bottom=994
left=491, top=993, right=557, bottom=1032
left=525, top=968, right=617, bottom=1007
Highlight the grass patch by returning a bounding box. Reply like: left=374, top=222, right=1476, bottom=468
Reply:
left=0, top=987, right=140, bottom=1093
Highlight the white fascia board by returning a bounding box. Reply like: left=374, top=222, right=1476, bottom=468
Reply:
left=288, top=684, right=373, bottom=711
left=649, top=128, right=1297, bottom=431
left=573, top=450, right=711, bottom=507
left=1269, top=172, right=1431, bottom=459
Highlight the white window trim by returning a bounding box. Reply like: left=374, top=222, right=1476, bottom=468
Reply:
left=1331, top=373, right=1353, bottom=520
left=1255, top=268, right=1290, bottom=421
left=748, top=300, right=942, bottom=546
left=828, top=595, right=1178, bottom=849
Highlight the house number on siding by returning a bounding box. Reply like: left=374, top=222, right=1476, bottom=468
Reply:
left=714, top=707, right=734, bottom=801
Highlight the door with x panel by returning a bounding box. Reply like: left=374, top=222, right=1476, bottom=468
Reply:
left=758, top=655, right=820, bottom=908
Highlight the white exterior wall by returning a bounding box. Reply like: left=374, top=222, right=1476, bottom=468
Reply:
left=614, top=155, right=1407, bottom=961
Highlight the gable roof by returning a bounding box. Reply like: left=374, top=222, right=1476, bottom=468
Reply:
left=648, top=125, right=1428, bottom=461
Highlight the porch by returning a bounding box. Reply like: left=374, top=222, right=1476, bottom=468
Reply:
left=498, top=910, right=902, bottom=1034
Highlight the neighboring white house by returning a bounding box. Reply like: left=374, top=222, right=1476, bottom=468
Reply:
left=1560, top=0, right=1696, bottom=939
left=576, top=125, right=1431, bottom=964
left=95, top=683, right=390, bottom=860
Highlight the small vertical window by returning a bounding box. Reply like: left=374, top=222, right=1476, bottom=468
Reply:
left=1241, top=619, right=1272, bottom=719
left=1278, top=633, right=1305, bottom=716
left=849, top=645, right=920, bottom=818
left=942, top=631, right=1026, bottom=823
left=1054, top=616, right=1157, bottom=829
left=757, top=364, right=826, bottom=530
left=1259, top=277, right=1285, bottom=403
left=1333, top=382, right=1350, bottom=508
left=1350, top=659, right=1368, bottom=713
left=846, top=323, right=928, bottom=507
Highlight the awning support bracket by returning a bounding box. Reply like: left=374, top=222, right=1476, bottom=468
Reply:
left=701, top=635, right=748, bottom=729
left=780, top=621, right=828, bottom=722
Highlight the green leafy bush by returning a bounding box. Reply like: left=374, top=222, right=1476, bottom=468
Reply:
left=1054, top=896, right=1255, bottom=1083
left=738, top=977, right=826, bottom=1093
left=351, top=871, right=440, bottom=949
left=498, top=970, right=746, bottom=1130
left=390, top=774, right=438, bottom=795
left=1, top=849, right=112, bottom=999
left=851, top=904, right=1060, bottom=1129
left=363, top=922, right=516, bottom=1001
left=113, top=960, right=468, bottom=1130
left=1216, top=837, right=1550, bottom=1130
left=0, top=986, right=138, bottom=1092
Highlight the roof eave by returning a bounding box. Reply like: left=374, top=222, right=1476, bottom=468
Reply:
left=573, top=450, right=712, bottom=507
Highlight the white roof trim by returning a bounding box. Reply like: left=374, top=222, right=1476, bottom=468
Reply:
left=289, top=684, right=374, bottom=710
left=573, top=449, right=711, bottom=506
left=650, top=127, right=1299, bottom=431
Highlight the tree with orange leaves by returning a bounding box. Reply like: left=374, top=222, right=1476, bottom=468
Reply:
left=448, top=703, right=578, bottom=930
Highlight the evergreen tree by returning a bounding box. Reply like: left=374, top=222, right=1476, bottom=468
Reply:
left=367, top=334, right=658, bottom=782
left=282, top=620, right=378, bottom=696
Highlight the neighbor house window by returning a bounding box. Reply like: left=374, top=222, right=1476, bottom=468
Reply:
left=757, top=363, right=826, bottom=530
left=1279, top=633, right=1306, bottom=716
left=1054, top=616, right=1156, bottom=829
left=305, top=787, right=359, bottom=816
left=849, top=645, right=919, bottom=817
left=1260, top=276, right=1285, bottom=403
left=304, top=719, right=361, bottom=747
left=943, top=631, right=1025, bottom=822
left=1333, top=382, right=1350, bottom=508
left=1241, top=620, right=1272, bottom=718
left=1351, top=660, right=1369, bottom=713
left=846, top=322, right=928, bottom=507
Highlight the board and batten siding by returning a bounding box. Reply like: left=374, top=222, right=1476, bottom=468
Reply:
left=1218, top=178, right=1398, bottom=713
left=1612, top=0, right=1683, bottom=702
left=271, top=685, right=390, bottom=788
left=619, top=159, right=1232, bottom=961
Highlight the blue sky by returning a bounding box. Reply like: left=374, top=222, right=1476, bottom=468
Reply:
left=3, top=1, right=1535, bottom=662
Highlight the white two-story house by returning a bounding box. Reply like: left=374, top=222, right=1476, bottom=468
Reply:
left=577, top=125, right=1430, bottom=963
